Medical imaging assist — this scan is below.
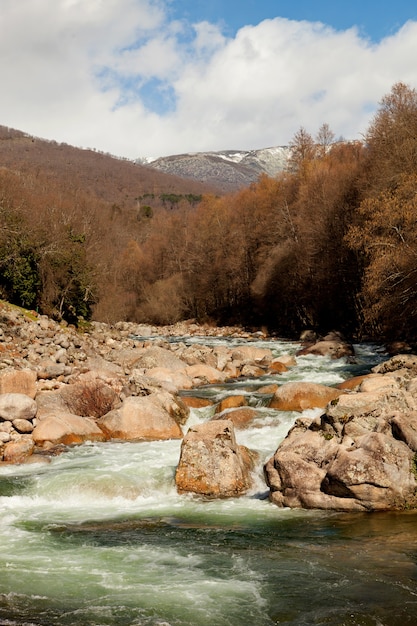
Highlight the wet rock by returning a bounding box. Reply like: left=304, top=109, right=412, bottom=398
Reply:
left=212, top=407, right=260, bottom=429
left=175, top=420, right=255, bottom=497
left=215, top=395, right=248, bottom=413
left=184, top=364, right=226, bottom=385
left=180, top=396, right=213, bottom=409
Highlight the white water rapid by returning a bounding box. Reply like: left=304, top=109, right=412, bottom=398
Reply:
left=1, top=338, right=417, bottom=626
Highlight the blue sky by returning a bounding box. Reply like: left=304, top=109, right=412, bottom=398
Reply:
left=168, top=0, right=417, bottom=41
left=1, top=0, right=417, bottom=158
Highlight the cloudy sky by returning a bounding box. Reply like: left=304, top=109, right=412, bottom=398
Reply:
left=1, top=0, right=417, bottom=158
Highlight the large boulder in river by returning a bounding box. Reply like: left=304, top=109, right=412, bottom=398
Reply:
left=97, top=393, right=184, bottom=441
left=269, top=382, right=341, bottom=412
left=297, top=339, right=354, bottom=359
left=265, top=387, right=417, bottom=511
left=175, top=420, right=255, bottom=497
left=32, top=412, right=106, bottom=446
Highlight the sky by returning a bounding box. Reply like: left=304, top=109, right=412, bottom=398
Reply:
left=1, top=0, right=417, bottom=159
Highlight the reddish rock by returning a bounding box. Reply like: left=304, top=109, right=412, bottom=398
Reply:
left=215, top=395, right=247, bottom=413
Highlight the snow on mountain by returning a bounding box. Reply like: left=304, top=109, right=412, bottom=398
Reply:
left=136, top=146, right=291, bottom=192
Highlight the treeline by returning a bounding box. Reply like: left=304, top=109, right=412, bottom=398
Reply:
left=1, top=82, right=417, bottom=341
left=115, top=82, right=417, bottom=341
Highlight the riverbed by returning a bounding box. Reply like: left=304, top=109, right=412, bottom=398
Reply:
left=1, top=337, right=416, bottom=625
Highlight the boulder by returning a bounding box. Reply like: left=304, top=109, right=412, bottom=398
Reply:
left=114, top=346, right=186, bottom=371
left=97, top=394, right=183, bottom=441
left=212, top=407, right=260, bottom=429
left=184, top=364, right=226, bottom=385
left=175, top=420, right=255, bottom=497
left=0, top=368, right=37, bottom=398
left=231, top=346, right=272, bottom=363
left=180, top=396, right=213, bottom=409
left=265, top=387, right=417, bottom=511
left=146, top=367, right=193, bottom=392
left=0, top=393, right=37, bottom=422
left=215, top=395, right=247, bottom=413
left=269, top=382, right=341, bottom=412
left=32, top=412, right=106, bottom=446
left=297, top=339, right=354, bottom=359
left=2, top=437, right=35, bottom=463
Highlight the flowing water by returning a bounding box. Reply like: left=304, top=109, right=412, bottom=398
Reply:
left=1, top=338, right=417, bottom=626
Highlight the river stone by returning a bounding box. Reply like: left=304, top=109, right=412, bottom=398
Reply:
left=180, top=396, right=213, bottom=409
left=269, top=382, right=341, bottom=412
left=0, top=368, right=37, bottom=398
left=97, top=394, right=183, bottom=441
left=212, top=407, right=260, bottom=429
left=175, top=420, right=255, bottom=497
left=215, top=395, right=248, bottom=413
left=32, top=411, right=106, bottom=446
left=0, top=393, right=37, bottom=421
left=12, top=418, right=34, bottom=433
left=2, top=437, right=35, bottom=463
left=146, top=367, right=193, bottom=392
left=297, top=340, right=354, bottom=359
left=184, top=364, right=226, bottom=384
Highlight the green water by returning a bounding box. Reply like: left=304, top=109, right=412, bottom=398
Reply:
left=2, top=340, right=414, bottom=625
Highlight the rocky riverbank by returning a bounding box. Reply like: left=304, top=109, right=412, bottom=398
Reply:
left=0, top=301, right=292, bottom=464
left=2, top=301, right=417, bottom=512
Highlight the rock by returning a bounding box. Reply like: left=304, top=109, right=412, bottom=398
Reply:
left=97, top=394, right=183, bottom=441
left=359, top=374, right=400, bottom=393
left=215, top=395, right=247, bottom=413
left=59, top=380, right=119, bottom=418
left=231, top=346, right=272, bottom=363
left=2, top=437, right=35, bottom=463
left=114, top=346, right=186, bottom=371
left=185, top=364, right=226, bottom=385
left=269, top=382, right=341, bottom=412
left=337, top=374, right=378, bottom=391
left=372, top=354, right=417, bottom=375
left=297, top=340, right=354, bottom=359
left=146, top=367, right=193, bottom=392
left=268, top=361, right=288, bottom=373
left=12, top=418, right=34, bottom=433
left=180, top=396, right=213, bottom=409
left=0, top=368, right=37, bottom=398
left=0, top=393, right=37, bottom=421
left=175, top=420, right=255, bottom=497
left=212, top=407, right=260, bottom=429
left=265, top=387, right=417, bottom=511
left=32, top=412, right=106, bottom=446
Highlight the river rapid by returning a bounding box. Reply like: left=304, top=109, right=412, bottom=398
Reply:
left=1, top=336, right=417, bottom=626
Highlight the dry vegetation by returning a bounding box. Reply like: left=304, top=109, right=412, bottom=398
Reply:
left=1, top=82, right=417, bottom=342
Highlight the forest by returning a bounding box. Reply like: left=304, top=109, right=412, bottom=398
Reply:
left=1, top=82, right=417, bottom=343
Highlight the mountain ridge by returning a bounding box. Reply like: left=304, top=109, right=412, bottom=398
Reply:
left=137, top=146, right=291, bottom=192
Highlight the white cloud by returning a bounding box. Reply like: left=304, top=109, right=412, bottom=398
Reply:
left=0, top=1, right=417, bottom=158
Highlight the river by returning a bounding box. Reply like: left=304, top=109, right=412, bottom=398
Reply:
left=1, top=337, right=417, bottom=626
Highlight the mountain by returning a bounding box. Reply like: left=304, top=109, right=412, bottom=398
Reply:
left=137, top=146, right=291, bottom=192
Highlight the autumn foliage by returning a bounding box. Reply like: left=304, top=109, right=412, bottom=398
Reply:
left=2, top=82, right=417, bottom=342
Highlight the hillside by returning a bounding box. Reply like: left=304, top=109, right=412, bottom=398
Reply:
left=138, top=146, right=290, bottom=192
left=0, top=126, right=220, bottom=209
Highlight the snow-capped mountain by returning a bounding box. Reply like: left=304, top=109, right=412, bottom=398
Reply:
left=137, top=146, right=291, bottom=192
